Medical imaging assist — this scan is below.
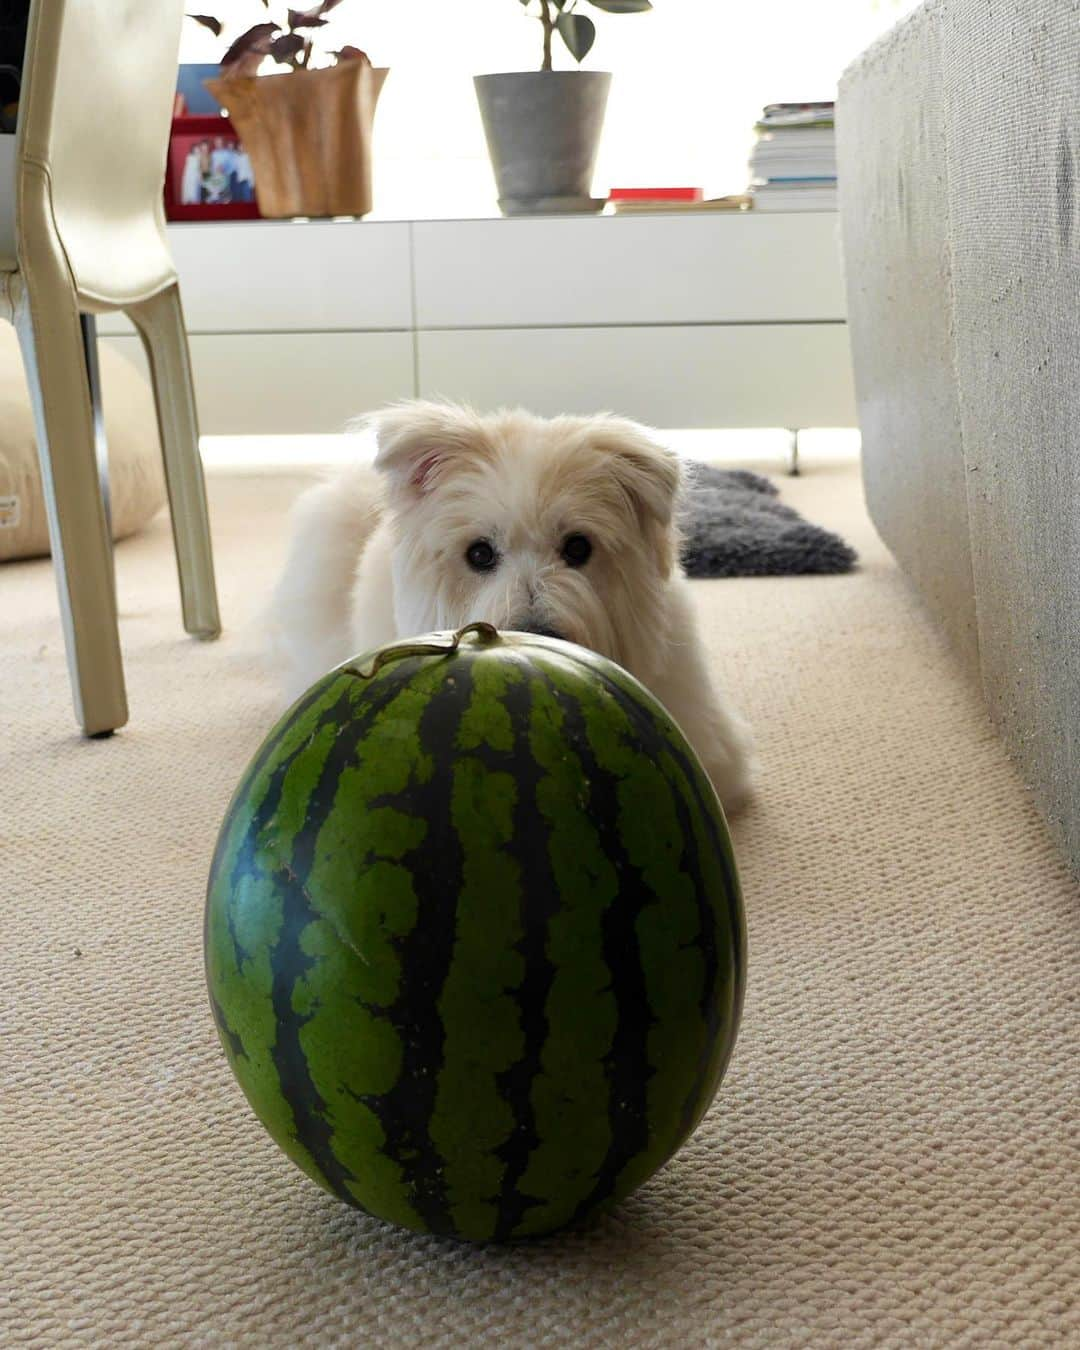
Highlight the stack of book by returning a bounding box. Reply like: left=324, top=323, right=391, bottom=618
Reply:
left=748, top=101, right=837, bottom=212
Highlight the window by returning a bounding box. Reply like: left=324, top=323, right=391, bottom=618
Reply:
left=180, top=0, right=921, bottom=219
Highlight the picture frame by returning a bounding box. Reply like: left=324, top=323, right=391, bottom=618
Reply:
left=164, top=115, right=261, bottom=222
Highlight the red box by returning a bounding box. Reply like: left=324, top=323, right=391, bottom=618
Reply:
left=607, top=187, right=705, bottom=203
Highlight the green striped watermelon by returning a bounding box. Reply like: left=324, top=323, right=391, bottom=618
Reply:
left=205, top=624, right=745, bottom=1242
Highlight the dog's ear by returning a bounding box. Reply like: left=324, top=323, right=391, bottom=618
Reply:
left=368, top=401, right=492, bottom=500
left=585, top=418, right=682, bottom=575
left=589, top=418, right=682, bottom=528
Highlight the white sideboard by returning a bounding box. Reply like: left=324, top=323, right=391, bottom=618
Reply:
left=98, top=212, right=856, bottom=434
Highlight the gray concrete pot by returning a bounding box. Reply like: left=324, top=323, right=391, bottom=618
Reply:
left=474, top=71, right=612, bottom=216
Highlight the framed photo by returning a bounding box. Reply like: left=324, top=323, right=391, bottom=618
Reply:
left=165, top=116, right=261, bottom=222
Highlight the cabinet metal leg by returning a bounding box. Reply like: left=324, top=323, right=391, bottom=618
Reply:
left=786, top=428, right=801, bottom=477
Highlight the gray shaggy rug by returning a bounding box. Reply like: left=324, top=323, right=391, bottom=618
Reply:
left=680, top=464, right=857, bottom=578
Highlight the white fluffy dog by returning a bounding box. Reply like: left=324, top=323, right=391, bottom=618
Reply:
left=269, top=402, right=756, bottom=811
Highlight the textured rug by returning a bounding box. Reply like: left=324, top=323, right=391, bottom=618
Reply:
left=681, top=464, right=857, bottom=577
left=4, top=460, right=1077, bottom=1347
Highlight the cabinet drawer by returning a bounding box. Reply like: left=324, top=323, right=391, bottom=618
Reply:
left=417, top=324, right=856, bottom=428
left=102, top=332, right=415, bottom=434
left=98, top=220, right=413, bottom=336
left=413, top=214, right=846, bottom=328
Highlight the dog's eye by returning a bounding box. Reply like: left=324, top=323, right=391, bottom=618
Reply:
left=561, top=534, right=593, bottom=568
left=465, top=539, right=498, bottom=572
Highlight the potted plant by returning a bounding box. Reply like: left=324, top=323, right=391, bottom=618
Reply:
left=475, top=0, right=652, bottom=216
left=191, top=1, right=389, bottom=219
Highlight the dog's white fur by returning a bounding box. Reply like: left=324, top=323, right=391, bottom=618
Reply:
left=269, top=402, right=756, bottom=811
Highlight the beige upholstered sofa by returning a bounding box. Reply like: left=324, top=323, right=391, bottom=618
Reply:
left=837, top=0, right=1079, bottom=875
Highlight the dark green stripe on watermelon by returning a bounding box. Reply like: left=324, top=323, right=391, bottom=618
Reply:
left=542, top=671, right=654, bottom=1228
left=424, top=661, right=562, bottom=1242
left=207, top=661, right=435, bottom=1212
left=353, top=656, right=478, bottom=1235
left=205, top=633, right=745, bottom=1242
left=593, top=669, right=745, bottom=1139
left=488, top=669, right=561, bottom=1241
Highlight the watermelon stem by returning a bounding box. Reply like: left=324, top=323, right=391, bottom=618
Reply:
left=344, top=622, right=501, bottom=680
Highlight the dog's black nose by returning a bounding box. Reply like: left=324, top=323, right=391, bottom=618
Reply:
left=515, top=623, right=567, bottom=642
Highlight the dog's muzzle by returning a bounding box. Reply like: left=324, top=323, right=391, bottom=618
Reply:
left=513, top=621, right=567, bottom=643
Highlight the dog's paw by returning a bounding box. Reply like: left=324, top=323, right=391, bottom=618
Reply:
left=715, top=771, right=756, bottom=816
left=703, top=741, right=758, bottom=817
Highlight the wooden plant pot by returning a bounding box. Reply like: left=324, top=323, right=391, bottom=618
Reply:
left=206, top=62, right=388, bottom=219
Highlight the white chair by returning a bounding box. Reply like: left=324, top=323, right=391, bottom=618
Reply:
left=0, top=0, right=219, bottom=737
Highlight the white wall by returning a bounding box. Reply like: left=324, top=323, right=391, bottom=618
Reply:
left=180, top=0, right=922, bottom=218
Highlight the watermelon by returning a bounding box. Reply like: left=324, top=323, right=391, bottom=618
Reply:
left=205, top=624, right=745, bottom=1242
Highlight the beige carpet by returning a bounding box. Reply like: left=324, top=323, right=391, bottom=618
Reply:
left=4, top=458, right=1078, bottom=1347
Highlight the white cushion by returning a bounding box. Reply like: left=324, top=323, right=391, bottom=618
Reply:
left=0, top=323, right=166, bottom=561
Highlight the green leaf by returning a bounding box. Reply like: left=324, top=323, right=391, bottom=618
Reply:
left=585, top=0, right=653, bottom=12
left=556, top=11, right=595, bottom=61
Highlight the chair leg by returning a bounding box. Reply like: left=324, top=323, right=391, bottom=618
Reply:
left=126, top=283, right=220, bottom=639
left=80, top=313, right=113, bottom=536
left=13, top=287, right=128, bottom=736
